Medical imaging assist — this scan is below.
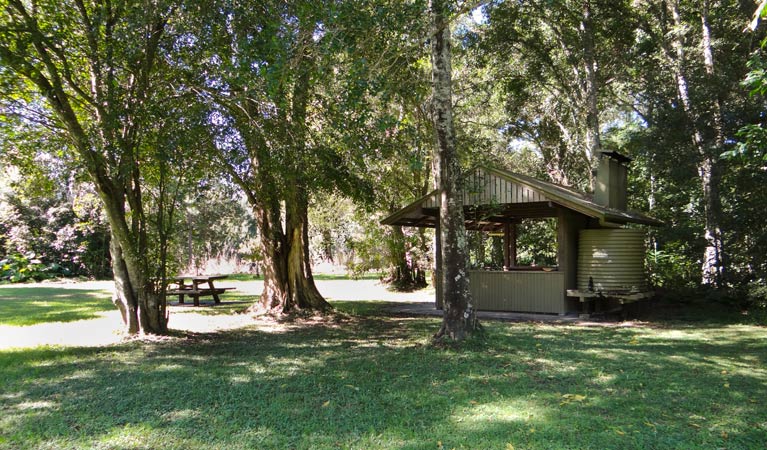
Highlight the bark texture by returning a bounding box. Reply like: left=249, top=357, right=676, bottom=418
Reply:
left=384, top=226, right=427, bottom=291
left=430, top=0, right=478, bottom=341
left=665, top=0, right=725, bottom=285
left=250, top=190, right=330, bottom=314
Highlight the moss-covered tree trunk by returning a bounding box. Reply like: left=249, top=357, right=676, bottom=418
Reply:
left=430, top=0, right=478, bottom=341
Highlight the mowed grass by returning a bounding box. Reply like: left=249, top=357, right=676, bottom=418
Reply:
left=167, top=290, right=260, bottom=316
left=0, top=285, right=255, bottom=323
left=0, top=287, right=114, bottom=326
left=1, top=300, right=766, bottom=449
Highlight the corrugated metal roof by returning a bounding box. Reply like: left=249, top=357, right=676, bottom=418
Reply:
left=380, top=165, right=663, bottom=228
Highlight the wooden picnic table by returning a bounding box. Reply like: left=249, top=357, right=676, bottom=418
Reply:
left=167, top=274, right=235, bottom=306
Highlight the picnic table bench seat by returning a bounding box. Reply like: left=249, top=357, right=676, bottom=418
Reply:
left=166, top=286, right=236, bottom=296
left=166, top=279, right=236, bottom=306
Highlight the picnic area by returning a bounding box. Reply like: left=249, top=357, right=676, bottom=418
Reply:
left=166, top=274, right=236, bottom=306
left=1, top=277, right=766, bottom=449
left=3, top=1, right=767, bottom=449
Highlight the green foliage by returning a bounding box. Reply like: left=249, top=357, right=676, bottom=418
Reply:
left=172, top=182, right=259, bottom=275
left=2, top=0, right=765, bottom=301
left=742, top=281, right=767, bottom=325
left=0, top=0, right=204, bottom=332
left=516, top=219, right=557, bottom=267
left=729, top=124, right=767, bottom=162
left=474, top=0, right=636, bottom=189
left=646, top=246, right=700, bottom=289
left=309, top=193, right=359, bottom=265
left=0, top=253, right=67, bottom=283
left=0, top=172, right=112, bottom=280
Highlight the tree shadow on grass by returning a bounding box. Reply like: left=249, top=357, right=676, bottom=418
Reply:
left=632, top=298, right=767, bottom=328
left=0, top=287, right=114, bottom=326
left=0, top=312, right=765, bottom=449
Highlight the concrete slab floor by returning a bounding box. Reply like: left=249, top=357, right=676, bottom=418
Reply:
left=385, top=301, right=637, bottom=326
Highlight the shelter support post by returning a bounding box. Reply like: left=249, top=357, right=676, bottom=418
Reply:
left=557, top=209, right=588, bottom=311
left=503, top=222, right=517, bottom=270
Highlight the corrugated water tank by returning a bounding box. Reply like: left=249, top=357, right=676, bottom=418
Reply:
left=577, top=229, right=648, bottom=293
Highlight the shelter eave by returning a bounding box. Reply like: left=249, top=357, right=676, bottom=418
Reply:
left=602, top=209, right=664, bottom=227
left=380, top=189, right=439, bottom=226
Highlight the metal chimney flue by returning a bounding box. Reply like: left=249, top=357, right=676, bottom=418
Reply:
left=594, top=151, right=631, bottom=211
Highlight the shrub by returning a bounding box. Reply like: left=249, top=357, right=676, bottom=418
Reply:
left=0, top=252, right=69, bottom=283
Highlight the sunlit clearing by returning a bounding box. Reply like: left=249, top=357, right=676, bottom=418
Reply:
left=162, top=409, right=201, bottom=421
left=455, top=400, right=544, bottom=427
left=14, top=400, right=56, bottom=411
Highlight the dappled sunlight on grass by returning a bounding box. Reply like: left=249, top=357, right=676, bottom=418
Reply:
left=0, top=298, right=765, bottom=449
left=12, top=400, right=56, bottom=412
left=455, top=399, right=542, bottom=426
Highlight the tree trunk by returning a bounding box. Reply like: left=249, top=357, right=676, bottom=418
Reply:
left=666, top=0, right=725, bottom=286
left=698, top=0, right=726, bottom=285
left=285, top=187, right=331, bottom=311
left=109, top=231, right=139, bottom=334
left=581, top=0, right=601, bottom=164
left=699, top=158, right=724, bottom=285
left=491, top=235, right=504, bottom=268
left=248, top=186, right=330, bottom=315
left=472, top=231, right=486, bottom=267
left=251, top=193, right=289, bottom=313
left=430, top=0, right=478, bottom=341
left=101, top=193, right=167, bottom=335
left=384, top=225, right=427, bottom=290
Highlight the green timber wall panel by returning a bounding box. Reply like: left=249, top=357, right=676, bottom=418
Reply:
left=469, top=271, right=567, bottom=314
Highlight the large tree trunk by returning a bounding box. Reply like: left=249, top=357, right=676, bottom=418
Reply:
left=384, top=225, right=428, bottom=291
left=247, top=184, right=330, bottom=315
left=430, top=0, right=478, bottom=341
left=285, top=187, right=331, bottom=311
left=251, top=192, right=289, bottom=313
left=100, top=189, right=167, bottom=334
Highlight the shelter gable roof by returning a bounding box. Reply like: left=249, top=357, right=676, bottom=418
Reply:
left=380, top=165, right=662, bottom=228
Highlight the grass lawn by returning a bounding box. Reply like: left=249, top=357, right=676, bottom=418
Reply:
left=1, top=294, right=766, bottom=449
left=0, top=286, right=114, bottom=326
